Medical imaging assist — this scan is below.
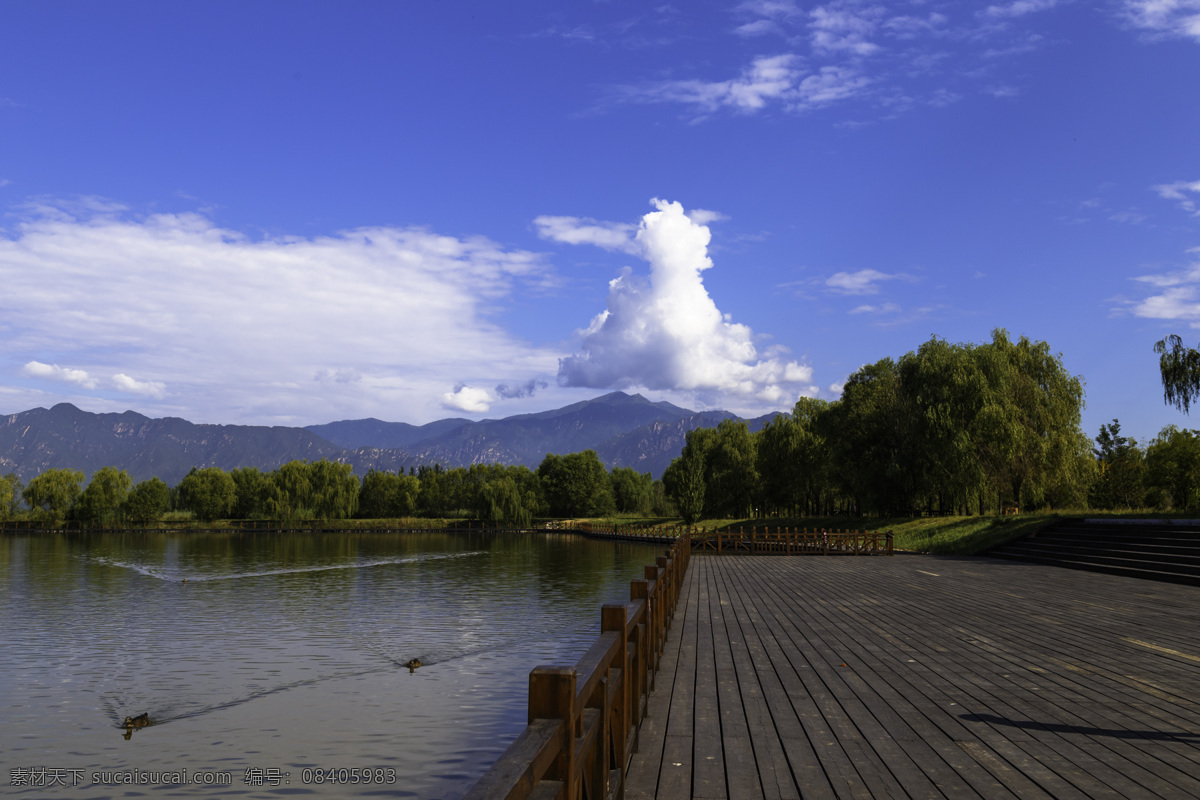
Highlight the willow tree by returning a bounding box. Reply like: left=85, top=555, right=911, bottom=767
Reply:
left=756, top=397, right=830, bottom=517
left=76, top=466, right=133, bottom=524
left=23, top=468, right=84, bottom=522
left=1154, top=334, right=1200, bottom=413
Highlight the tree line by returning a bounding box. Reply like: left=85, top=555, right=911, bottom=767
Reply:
left=4, top=329, right=1199, bottom=527
left=661, top=330, right=1196, bottom=522
left=0, top=451, right=670, bottom=527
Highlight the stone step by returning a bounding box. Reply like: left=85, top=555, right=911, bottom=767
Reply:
left=988, top=550, right=1200, bottom=587
left=997, top=542, right=1200, bottom=575
left=1014, top=536, right=1200, bottom=559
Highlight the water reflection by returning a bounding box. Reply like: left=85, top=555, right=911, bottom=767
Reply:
left=0, top=530, right=663, bottom=798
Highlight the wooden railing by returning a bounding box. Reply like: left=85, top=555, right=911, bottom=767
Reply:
left=688, top=526, right=893, bottom=555
left=464, top=538, right=690, bottom=800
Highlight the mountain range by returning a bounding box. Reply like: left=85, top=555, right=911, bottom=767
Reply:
left=0, top=392, right=777, bottom=485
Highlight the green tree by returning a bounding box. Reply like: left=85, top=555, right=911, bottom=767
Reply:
left=662, top=429, right=710, bottom=524
left=1089, top=420, right=1146, bottom=509
left=269, top=460, right=314, bottom=520
left=359, top=470, right=419, bottom=518
left=123, top=477, right=171, bottom=525
left=308, top=459, right=359, bottom=519
left=75, top=466, right=133, bottom=524
left=610, top=467, right=653, bottom=515
left=826, top=358, right=915, bottom=515
left=1146, top=426, right=1200, bottom=510
left=0, top=472, right=19, bottom=520
left=178, top=467, right=236, bottom=522
left=706, top=419, right=759, bottom=518
left=230, top=467, right=274, bottom=519
left=23, top=468, right=84, bottom=522
left=1154, top=334, right=1200, bottom=413
left=472, top=475, right=533, bottom=527
left=417, top=464, right=447, bottom=517
left=537, top=451, right=614, bottom=517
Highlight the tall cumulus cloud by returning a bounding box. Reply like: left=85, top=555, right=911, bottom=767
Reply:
left=556, top=199, right=814, bottom=407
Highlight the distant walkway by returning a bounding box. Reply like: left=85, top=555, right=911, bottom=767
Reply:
left=626, top=554, right=1200, bottom=800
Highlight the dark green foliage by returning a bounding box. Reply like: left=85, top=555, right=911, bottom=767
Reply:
left=662, top=435, right=706, bottom=524
left=1146, top=426, right=1200, bottom=510
left=538, top=450, right=614, bottom=517
left=75, top=466, right=132, bottom=524
left=308, top=459, right=359, bottom=519
left=231, top=467, right=278, bottom=519
left=123, top=477, right=171, bottom=524
left=0, top=473, right=17, bottom=520
left=706, top=420, right=758, bottom=518
left=610, top=467, right=654, bottom=514
left=472, top=475, right=532, bottom=527
left=1089, top=420, right=1146, bottom=509
left=359, top=469, right=419, bottom=518
left=177, top=467, right=236, bottom=521
left=1154, top=334, right=1200, bottom=413
left=23, top=468, right=84, bottom=522
left=664, top=330, right=1093, bottom=518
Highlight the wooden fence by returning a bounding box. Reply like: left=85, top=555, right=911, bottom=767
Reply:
left=577, top=522, right=893, bottom=556
left=463, top=538, right=690, bottom=800
left=688, top=526, right=893, bottom=555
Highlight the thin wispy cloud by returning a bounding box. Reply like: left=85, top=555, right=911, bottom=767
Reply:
left=1154, top=179, right=1200, bottom=215
left=809, top=2, right=884, bottom=56
left=984, top=0, right=1061, bottom=21
left=824, top=268, right=907, bottom=294
left=534, top=215, right=640, bottom=254
left=1122, top=0, right=1200, bottom=42
left=591, top=0, right=1119, bottom=123
left=1129, top=252, right=1200, bottom=326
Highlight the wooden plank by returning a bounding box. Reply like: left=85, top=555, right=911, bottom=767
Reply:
left=623, top=553, right=1200, bottom=800
left=692, top=559, right=727, bottom=798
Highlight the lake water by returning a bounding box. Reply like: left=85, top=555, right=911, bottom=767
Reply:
left=0, top=530, right=666, bottom=799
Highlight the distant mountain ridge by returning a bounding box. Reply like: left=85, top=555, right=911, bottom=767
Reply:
left=0, top=392, right=779, bottom=485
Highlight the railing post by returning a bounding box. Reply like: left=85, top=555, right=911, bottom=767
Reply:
left=602, top=603, right=630, bottom=781
left=630, top=578, right=650, bottom=729
left=529, top=666, right=577, bottom=796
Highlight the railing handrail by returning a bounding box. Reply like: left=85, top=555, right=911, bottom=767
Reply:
left=464, top=538, right=690, bottom=800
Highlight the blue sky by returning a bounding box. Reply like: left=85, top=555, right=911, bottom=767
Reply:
left=2, top=1, right=1199, bottom=447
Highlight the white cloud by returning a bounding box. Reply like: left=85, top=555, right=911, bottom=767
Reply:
left=734, top=19, right=780, bottom=37
left=790, top=66, right=871, bottom=110
left=984, top=0, right=1060, bottom=20
left=824, top=268, right=903, bottom=294
left=686, top=208, right=728, bottom=225
left=112, top=373, right=167, bottom=398
left=0, top=202, right=562, bottom=424
left=617, top=54, right=807, bottom=115
left=21, top=361, right=97, bottom=389
left=1130, top=256, right=1200, bottom=325
left=737, top=0, right=802, bottom=19
left=848, top=302, right=901, bottom=314
left=810, top=2, right=884, bottom=56
left=1123, top=0, right=1200, bottom=42
left=1153, top=179, right=1200, bottom=215
left=441, top=385, right=495, bottom=413
left=557, top=199, right=814, bottom=411
left=533, top=215, right=640, bottom=253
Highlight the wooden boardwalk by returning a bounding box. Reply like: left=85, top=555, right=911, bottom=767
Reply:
left=625, top=554, right=1200, bottom=800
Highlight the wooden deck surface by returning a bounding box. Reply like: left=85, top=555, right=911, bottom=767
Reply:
left=625, top=554, right=1200, bottom=800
